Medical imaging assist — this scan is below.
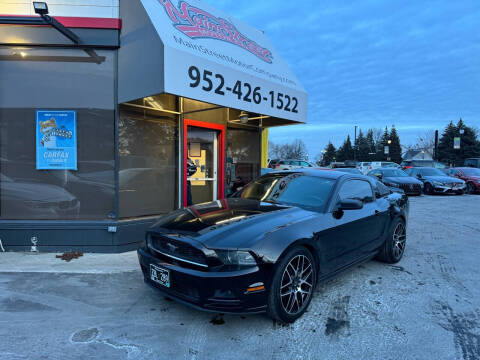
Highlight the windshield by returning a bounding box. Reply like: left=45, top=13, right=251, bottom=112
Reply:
left=382, top=169, right=408, bottom=177
left=462, top=168, right=480, bottom=176
left=237, top=173, right=335, bottom=212
left=419, top=168, right=444, bottom=176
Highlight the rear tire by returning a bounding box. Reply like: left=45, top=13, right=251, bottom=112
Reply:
left=267, top=246, right=317, bottom=323
left=376, top=218, right=406, bottom=264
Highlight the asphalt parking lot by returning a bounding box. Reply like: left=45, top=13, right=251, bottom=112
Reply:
left=1, top=195, right=479, bottom=360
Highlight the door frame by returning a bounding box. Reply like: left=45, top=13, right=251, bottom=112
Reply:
left=183, top=119, right=225, bottom=207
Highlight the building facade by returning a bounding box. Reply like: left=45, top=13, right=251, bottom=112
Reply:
left=0, top=0, right=307, bottom=252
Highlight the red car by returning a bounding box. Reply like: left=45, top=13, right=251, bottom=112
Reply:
left=445, top=167, right=480, bottom=194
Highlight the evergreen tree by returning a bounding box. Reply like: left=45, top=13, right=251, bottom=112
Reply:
left=377, top=127, right=390, bottom=161
left=389, top=125, right=402, bottom=163
left=356, top=129, right=370, bottom=161
left=438, top=119, right=480, bottom=166
left=323, top=142, right=336, bottom=165
left=366, top=129, right=376, bottom=160
left=336, top=135, right=354, bottom=161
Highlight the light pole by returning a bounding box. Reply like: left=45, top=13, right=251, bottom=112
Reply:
left=354, top=125, right=358, bottom=161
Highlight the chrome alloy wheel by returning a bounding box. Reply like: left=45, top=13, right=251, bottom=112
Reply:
left=280, top=255, right=314, bottom=315
left=392, top=222, right=406, bottom=259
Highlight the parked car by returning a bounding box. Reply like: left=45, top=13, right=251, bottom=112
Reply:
left=332, top=168, right=362, bottom=175
left=328, top=162, right=345, bottom=168
left=444, top=167, right=480, bottom=194
left=367, top=168, right=423, bottom=196
left=274, top=159, right=315, bottom=170
left=401, top=159, right=447, bottom=169
left=138, top=170, right=409, bottom=323
left=268, top=159, right=280, bottom=169
left=405, top=167, right=466, bottom=195
left=343, top=160, right=358, bottom=168
left=371, top=161, right=401, bottom=171
left=464, top=158, right=480, bottom=168
left=357, top=162, right=372, bottom=174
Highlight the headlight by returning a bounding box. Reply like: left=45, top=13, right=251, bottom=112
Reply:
left=384, top=182, right=399, bottom=188
left=215, top=250, right=257, bottom=265
left=432, top=181, right=444, bottom=186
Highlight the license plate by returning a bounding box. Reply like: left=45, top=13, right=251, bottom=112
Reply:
left=150, top=264, right=170, bottom=288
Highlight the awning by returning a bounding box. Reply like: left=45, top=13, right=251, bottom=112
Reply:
left=118, top=0, right=307, bottom=123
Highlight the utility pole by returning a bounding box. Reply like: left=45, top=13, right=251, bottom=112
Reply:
left=354, top=125, right=358, bottom=161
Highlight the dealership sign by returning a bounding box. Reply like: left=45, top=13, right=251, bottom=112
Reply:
left=140, top=0, right=307, bottom=123
left=36, top=110, right=77, bottom=170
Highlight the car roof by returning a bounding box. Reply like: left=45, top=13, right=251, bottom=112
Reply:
left=277, top=168, right=373, bottom=181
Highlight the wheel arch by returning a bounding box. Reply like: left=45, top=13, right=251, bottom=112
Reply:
left=275, top=239, right=321, bottom=275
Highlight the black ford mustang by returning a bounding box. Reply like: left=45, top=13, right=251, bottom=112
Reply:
left=137, top=170, right=409, bottom=323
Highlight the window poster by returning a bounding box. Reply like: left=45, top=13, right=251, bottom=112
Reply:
left=36, top=110, right=77, bottom=170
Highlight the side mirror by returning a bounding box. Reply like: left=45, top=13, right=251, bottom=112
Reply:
left=374, top=173, right=382, bottom=180
left=416, top=174, right=422, bottom=179
left=338, top=199, right=364, bottom=210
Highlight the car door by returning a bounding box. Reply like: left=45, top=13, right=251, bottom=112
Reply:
left=324, top=179, right=382, bottom=269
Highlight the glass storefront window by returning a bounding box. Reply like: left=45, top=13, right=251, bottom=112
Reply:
left=0, top=49, right=116, bottom=220
left=118, top=105, right=179, bottom=218
left=226, top=128, right=260, bottom=195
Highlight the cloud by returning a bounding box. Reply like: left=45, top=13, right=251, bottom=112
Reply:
left=205, top=0, right=480, bottom=156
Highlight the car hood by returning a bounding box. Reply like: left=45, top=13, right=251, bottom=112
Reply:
left=423, top=176, right=464, bottom=183
left=149, top=198, right=314, bottom=249
left=383, top=176, right=422, bottom=185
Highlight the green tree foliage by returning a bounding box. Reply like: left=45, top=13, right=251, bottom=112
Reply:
left=322, top=142, right=337, bottom=165
left=366, top=129, right=376, bottom=160
left=377, top=127, right=390, bottom=161
left=336, top=135, right=354, bottom=161
left=389, top=125, right=402, bottom=163
left=355, top=129, right=371, bottom=161
left=437, top=119, right=480, bottom=166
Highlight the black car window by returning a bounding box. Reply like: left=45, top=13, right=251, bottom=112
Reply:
left=462, top=168, right=480, bottom=176
left=419, top=168, right=444, bottom=176
left=338, top=180, right=374, bottom=203
left=238, top=174, right=335, bottom=212
left=381, top=169, right=408, bottom=177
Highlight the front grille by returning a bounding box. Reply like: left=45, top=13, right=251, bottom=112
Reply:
left=399, top=183, right=422, bottom=193
left=149, top=235, right=208, bottom=267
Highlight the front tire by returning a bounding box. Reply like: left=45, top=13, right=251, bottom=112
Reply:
left=467, top=182, right=475, bottom=194
left=424, top=183, right=433, bottom=195
left=376, top=218, right=406, bottom=264
left=267, top=246, right=317, bottom=323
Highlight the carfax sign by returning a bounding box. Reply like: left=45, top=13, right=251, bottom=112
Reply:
left=36, top=110, right=77, bottom=170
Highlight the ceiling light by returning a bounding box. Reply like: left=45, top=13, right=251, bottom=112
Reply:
left=239, top=111, right=249, bottom=124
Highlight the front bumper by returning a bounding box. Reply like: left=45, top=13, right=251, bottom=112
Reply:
left=137, top=248, right=268, bottom=314
left=432, top=183, right=466, bottom=194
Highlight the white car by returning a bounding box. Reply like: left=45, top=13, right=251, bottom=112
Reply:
left=274, top=159, right=316, bottom=170
left=357, top=162, right=372, bottom=174
left=370, top=161, right=401, bottom=171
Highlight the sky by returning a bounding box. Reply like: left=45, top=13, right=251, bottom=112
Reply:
left=205, top=0, right=480, bottom=157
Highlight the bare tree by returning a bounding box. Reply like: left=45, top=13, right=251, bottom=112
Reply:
left=269, top=139, right=308, bottom=160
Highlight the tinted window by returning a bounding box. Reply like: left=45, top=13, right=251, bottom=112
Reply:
left=462, top=168, right=480, bottom=176
left=419, top=168, right=444, bottom=176
left=381, top=169, right=408, bottom=177
left=338, top=180, right=374, bottom=203
left=238, top=174, right=335, bottom=211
